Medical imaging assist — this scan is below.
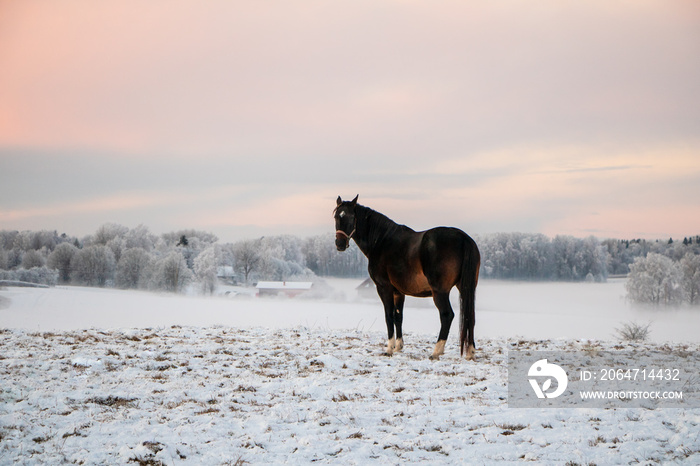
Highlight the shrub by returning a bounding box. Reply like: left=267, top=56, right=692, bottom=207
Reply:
left=614, top=321, right=652, bottom=342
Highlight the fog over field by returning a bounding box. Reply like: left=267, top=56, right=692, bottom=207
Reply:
left=2, top=278, right=699, bottom=343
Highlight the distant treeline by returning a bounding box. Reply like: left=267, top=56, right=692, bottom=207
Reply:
left=477, top=233, right=700, bottom=282
left=0, top=225, right=366, bottom=292
left=0, top=226, right=698, bottom=292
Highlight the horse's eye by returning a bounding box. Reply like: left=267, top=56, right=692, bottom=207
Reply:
left=339, top=211, right=346, bottom=218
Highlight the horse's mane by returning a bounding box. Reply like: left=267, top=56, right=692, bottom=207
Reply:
left=355, top=204, right=412, bottom=251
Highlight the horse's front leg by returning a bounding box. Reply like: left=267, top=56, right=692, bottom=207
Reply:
left=430, top=292, right=454, bottom=360
left=377, top=285, right=397, bottom=355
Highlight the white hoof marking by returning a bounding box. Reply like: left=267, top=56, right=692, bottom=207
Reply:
left=430, top=340, right=446, bottom=360
left=465, top=344, right=476, bottom=361
left=386, top=337, right=395, bottom=355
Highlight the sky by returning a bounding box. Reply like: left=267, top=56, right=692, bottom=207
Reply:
left=1, top=0, right=699, bottom=243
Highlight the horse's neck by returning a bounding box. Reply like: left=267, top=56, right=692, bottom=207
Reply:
left=354, top=205, right=402, bottom=257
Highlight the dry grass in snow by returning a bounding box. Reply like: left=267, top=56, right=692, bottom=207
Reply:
left=1, top=326, right=700, bottom=465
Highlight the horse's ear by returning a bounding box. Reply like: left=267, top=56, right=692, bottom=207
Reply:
left=351, top=195, right=359, bottom=206
left=337, top=196, right=343, bottom=207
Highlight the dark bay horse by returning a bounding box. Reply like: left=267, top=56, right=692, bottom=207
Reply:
left=334, top=195, right=480, bottom=360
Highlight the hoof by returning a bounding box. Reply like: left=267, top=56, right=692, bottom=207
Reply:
left=465, top=345, right=476, bottom=361
left=385, top=338, right=396, bottom=356
left=430, top=340, right=446, bottom=361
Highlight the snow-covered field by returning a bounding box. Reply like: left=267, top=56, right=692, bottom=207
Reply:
left=1, top=279, right=700, bottom=464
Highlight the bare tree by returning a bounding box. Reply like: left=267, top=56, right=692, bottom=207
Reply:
left=234, top=239, right=261, bottom=285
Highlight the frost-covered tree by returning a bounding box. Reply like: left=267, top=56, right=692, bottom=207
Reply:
left=301, top=235, right=324, bottom=275
left=162, top=229, right=218, bottom=246
left=21, top=249, right=45, bottom=269
left=219, top=243, right=236, bottom=274
left=6, top=230, right=58, bottom=252
left=475, top=233, right=609, bottom=281
left=302, top=234, right=367, bottom=278
left=70, top=245, right=116, bottom=287
left=0, top=231, right=18, bottom=251
left=14, top=231, right=35, bottom=251
left=4, top=248, right=23, bottom=270
left=255, top=235, right=313, bottom=281
left=124, top=224, right=157, bottom=251
left=92, top=223, right=129, bottom=246
left=0, top=248, right=8, bottom=270
left=258, top=255, right=310, bottom=281
left=602, top=239, right=641, bottom=275
left=665, top=242, right=689, bottom=262
left=194, top=246, right=219, bottom=294
left=47, top=243, right=78, bottom=283
left=162, top=230, right=218, bottom=270
left=552, top=235, right=580, bottom=280
left=107, top=237, right=126, bottom=263
left=148, top=251, right=192, bottom=293
left=518, top=234, right=552, bottom=279
left=626, top=253, right=683, bottom=305
left=261, top=235, right=305, bottom=265
left=579, top=236, right=608, bottom=282
left=33, top=230, right=60, bottom=251
left=115, top=248, right=152, bottom=289
left=680, top=253, right=700, bottom=305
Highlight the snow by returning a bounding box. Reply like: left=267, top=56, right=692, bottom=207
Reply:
left=255, top=281, right=314, bottom=290
left=1, top=279, right=700, bottom=464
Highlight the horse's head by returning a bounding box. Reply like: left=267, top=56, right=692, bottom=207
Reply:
left=334, top=195, right=358, bottom=251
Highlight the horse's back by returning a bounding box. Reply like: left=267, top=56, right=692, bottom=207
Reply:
left=373, top=225, right=478, bottom=297
left=419, top=227, right=476, bottom=292
left=420, top=226, right=473, bottom=255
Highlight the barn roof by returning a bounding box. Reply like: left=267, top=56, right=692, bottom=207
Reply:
left=356, top=278, right=374, bottom=289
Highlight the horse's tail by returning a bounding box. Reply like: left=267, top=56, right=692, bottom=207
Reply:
left=459, top=235, right=480, bottom=357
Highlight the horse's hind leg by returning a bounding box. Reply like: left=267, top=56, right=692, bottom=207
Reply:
left=393, top=293, right=405, bottom=352
left=430, top=291, right=454, bottom=360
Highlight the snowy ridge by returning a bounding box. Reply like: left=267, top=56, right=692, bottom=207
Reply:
left=1, top=326, right=699, bottom=465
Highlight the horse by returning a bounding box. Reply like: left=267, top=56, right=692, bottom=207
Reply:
left=334, top=195, right=481, bottom=360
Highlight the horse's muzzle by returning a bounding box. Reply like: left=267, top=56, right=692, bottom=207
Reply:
left=335, top=230, right=350, bottom=251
